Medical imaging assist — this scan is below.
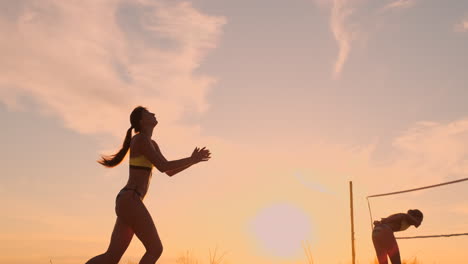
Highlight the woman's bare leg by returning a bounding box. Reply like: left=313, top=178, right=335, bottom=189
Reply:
left=85, top=217, right=134, bottom=264
left=387, top=234, right=401, bottom=264
left=133, top=201, right=163, bottom=264
left=117, top=192, right=163, bottom=264
left=373, top=235, right=389, bottom=264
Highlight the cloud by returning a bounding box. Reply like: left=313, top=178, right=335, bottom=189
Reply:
left=0, top=0, right=226, bottom=138
left=330, top=0, right=356, bottom=79
left=454, top=17, right=468, bottom=32
left=391, top=119, right=468, bottom=180
left=347, top=118, right=468, bottom=196
left=384, top=0, right=416, bottom=10
left=326, top=0, right=421, bottom=79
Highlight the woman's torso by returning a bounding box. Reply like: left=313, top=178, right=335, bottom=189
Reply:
left=123, top=135, right=153, bottom=199
left=376, top=213, right=410, bottom=233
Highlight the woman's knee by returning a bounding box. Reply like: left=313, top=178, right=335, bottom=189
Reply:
left=147, top=240, right=163, bottom=259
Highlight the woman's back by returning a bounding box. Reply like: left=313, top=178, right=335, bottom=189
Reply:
left=380, top=213, right=407, bottom=232
left=126, top=134, right=153, bottom=199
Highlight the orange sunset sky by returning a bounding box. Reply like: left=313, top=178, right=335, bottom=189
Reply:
left=1, top=0, right=468, bottom=263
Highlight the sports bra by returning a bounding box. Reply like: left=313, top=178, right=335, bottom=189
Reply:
left=129, top=155, right=153, bottom=171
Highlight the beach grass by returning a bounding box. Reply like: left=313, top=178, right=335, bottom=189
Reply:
left=120, top=243, right=422, bottom=264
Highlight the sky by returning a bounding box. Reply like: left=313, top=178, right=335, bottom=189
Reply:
left=1, top=0, right=468, bottom=263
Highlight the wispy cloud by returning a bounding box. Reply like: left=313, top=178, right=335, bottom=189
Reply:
left=0, top=0, right=225, bottom=138
left=390, top=119, right=468, bottom=185
left=325, top=0, right=421, bottom=78
left=454, top=16, right=468, bottom=32
left=330, top=0, right=355, bottom=78
left=384, top=0, right=416, bottom=10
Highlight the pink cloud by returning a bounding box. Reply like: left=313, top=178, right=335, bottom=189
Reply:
left=325, top=0, right=420, bottom=79
left=312, top=0, right=360, bottom=78
left=454, top=17, right=468, bottom=32
left=391, top=119, right=468, bottom=179
left=384, top=0, right=416, bottom=10
left=0, top=0, right=225, bottom=138
left=330, top=0, right=356, bottom=78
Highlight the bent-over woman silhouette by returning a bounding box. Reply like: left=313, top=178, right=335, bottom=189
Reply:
left=85, top=106, right=211, bottom=264
left=372, top=209, right=423, bottom=264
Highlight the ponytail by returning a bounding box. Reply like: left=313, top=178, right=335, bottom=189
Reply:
left=98, top=127, right=133, bottom=167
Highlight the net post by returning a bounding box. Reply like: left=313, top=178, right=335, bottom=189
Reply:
left=349, top=181, right=356, bottom=264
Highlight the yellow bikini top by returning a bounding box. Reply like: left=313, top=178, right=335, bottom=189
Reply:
left=129, top=155, right=153, bottom=171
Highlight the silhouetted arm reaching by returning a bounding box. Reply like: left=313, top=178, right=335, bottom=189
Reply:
left=163, top=146, right=211, bottom=176
left=141, top=139, right=210, bottom=176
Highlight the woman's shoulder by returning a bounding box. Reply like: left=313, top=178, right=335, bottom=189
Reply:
left=393, top=213, right=407, bottom=219
left=131, top=133, right=147, bottom=144
left=130, top=134, right=157, bottom=149
left=129, top=134, right=145, bottom=153
left=384, top=213, right=405, bottom=222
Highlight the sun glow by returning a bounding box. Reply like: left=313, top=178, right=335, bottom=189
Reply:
left=249, top=203, right=315, bottom=259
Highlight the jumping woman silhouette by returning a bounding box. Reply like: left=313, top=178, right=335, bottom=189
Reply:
left=372, top=209, right=423, bottom=264
left=85, top=106, right=211, bottom=264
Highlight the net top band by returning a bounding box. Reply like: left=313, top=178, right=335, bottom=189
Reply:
left=367, top=177, right=468, bottom=198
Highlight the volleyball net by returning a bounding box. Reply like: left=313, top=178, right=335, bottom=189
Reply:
left=366, top=177, right=468, bottom=239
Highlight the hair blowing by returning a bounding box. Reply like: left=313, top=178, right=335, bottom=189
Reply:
left=98, top=106, right=147, bottom=167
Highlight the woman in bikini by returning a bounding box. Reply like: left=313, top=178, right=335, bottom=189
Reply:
left=85, top=106, right=211, bottom=264
left=372, top=209, right=424, bottom=264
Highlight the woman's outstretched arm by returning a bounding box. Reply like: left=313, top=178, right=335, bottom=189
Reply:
left=165, top=164, right=193, bottom=177
left=136, top=136, right=191, bottom=172
left=163, top=146, right=211, bottom=176
left=137, top=135, right=210, bottom=173
left=164, top=146, right=211, bottom=176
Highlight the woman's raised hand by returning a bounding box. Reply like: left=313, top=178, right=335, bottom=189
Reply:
left=191, top=147, right=211, bottom=163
